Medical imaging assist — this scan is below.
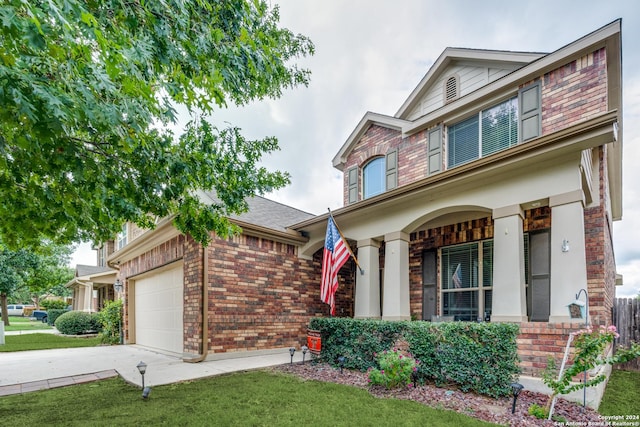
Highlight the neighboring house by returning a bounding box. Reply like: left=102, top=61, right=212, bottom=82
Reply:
left=66, top=260, right=117, bottom=312
left=109, top=20, right=623, bottom=386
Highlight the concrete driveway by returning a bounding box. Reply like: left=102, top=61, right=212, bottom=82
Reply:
left=0, top=345, right=301, bottom=389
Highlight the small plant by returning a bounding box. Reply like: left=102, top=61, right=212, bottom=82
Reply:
left=98, top=299, right=123, bottom=344
left=368, top=349, right=418, bottom=389
left=528, top=403, right=548, bottom=419
left=55, top=311, right=102, bottom=335
left=542, top=325, right=640, bottom=417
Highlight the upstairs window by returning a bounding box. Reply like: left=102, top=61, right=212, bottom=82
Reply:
left=363, top=157, right=385, bottom=199
left=448, top=97, right=518, bottom=168
left=116, top=224, right=128, bottom=250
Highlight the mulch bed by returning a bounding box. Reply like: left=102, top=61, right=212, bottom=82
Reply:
left=274, top=362, right=604, bottom=426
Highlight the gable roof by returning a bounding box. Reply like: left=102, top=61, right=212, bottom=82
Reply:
left=395, top=47, right=545, bottom=119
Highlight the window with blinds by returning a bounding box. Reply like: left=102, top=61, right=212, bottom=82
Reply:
left=441, top=240, right=493, bottom=321
left=447, top=97, right=519, bottom=168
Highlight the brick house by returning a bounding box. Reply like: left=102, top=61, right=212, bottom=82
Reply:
left=106, top=20, right=622, bottom=385
left=291, top=19, right=623, bottom=377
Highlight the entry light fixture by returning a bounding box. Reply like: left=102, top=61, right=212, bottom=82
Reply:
left=289, top=347, right=296, bottom=364
left=510, top=382, right=524, bottom=414
left=561, top=239, right=570, bottom=253
left=136, top=361, right=151, bottom=399
left=114, top=279, right=123, bottom=293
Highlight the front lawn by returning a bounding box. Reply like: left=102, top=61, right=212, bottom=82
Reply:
left=0, top=370, right=497, bottom=426
left=0, top=333, right=100, bottom=352
left=3, top=316, right=52, bottom=331
left=599, top=369, right=640, bottom=415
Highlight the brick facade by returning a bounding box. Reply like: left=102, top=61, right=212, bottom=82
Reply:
left=541, top=48, right=608, bottom=135
left=119, top=230, right=355, bottom=355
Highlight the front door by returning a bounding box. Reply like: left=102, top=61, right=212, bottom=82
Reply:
left=528, top=230, right=550, bottom=321
left=422, top=250, right=437, bottom=320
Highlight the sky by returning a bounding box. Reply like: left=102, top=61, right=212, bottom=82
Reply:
left=72, top=0, right=640, bottom=298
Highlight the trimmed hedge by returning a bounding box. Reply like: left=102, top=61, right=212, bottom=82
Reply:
left=308, top=317, right=520, bottom=397
left=55, top=311, right=102, bottom=335
left=47, top=308, right=68, bottom=326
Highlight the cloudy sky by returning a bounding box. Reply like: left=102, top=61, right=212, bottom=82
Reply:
left=73, top=0, right=640, bottom=298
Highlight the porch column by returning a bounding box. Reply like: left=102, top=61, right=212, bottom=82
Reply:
left=382, top=231, right=410, bottom=321
left=549, top=191, right=588, bottom=323
left=354, top=239, right=381, bottom=319
left=84, top=282, right=93, bottom=312
left=491, top=205, right=527, bottom=322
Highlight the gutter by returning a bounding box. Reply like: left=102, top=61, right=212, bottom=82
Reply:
left=184, top=244, right=208, bottom=363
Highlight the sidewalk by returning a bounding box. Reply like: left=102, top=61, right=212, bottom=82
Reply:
left=0, top=345, right=303, bottom=396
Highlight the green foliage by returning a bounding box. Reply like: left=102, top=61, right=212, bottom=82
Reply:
left=55, top=311, right=101, bottom=335
left=543, top=326, right=640, bottom=400
left=309, top=318, right=521, bottom=397
left=98, top=299, right=122, bottom=344
left=47, top=308, right=68, bottom=326
left=40, top=299, right=68, bottom=310
left=368, top=349, right=418, bottom=389
left=528, top=403, right=548, bottom=419
left=0, top=0, right=314, bottom=248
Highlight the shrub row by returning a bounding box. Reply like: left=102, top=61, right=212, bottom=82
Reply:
left=308, top=317, right=520, bottom=397
left=47, top=309, right=68, bottom=326
left=55, top=311, right=102, bottom=335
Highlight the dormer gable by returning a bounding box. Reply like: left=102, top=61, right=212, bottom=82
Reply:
left=396, top=48, right=545, bottom=121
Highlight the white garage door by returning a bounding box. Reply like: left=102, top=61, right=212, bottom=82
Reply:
left=134, top=265, right=183, bottom=354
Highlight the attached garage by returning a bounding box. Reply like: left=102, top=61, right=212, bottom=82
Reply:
left=133, top=263, right=184, bottom=354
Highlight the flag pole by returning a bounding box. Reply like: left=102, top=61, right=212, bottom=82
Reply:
left=327, top=208, right=364, bottom=275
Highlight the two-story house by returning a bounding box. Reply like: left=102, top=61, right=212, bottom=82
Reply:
left=292, top=19, right=622, bottom=376
left=107, top=20, right=622, bottom=385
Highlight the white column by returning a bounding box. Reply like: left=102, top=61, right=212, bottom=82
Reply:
left=84, top=282, right=93, bottom=312
left=549, top=191, right=588, bottom=323
left=354, top=239, right=381, bottom=319
left=382, top=231, right=410, bottom=321
left=491, top=205, right=527, bottom=322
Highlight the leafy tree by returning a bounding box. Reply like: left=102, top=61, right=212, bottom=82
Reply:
left=0, top=0, right=314, bottom=248
left=0, top=243, right=38, bottom=325
left=0, top=240, right=74, bottom=325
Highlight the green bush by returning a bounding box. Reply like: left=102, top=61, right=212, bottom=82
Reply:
left=308, top=317, right=521, bottom=398
left=368, top=349, right=417, bottom=389
left=40, top=299, right=68, bottom=310
left=98, top=299, right=122, bottom=344
left=55, top=311, right=102, bottom=335
left=47, top=308, right=68, bottom=326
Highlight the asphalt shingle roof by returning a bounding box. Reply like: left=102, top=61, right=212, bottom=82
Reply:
left=198, top=191, right=315, bottom=233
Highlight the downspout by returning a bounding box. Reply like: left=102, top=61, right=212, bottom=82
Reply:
left=184, top=244, right=209, bottom=363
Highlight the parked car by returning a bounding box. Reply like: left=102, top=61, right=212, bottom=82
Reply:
left=1, top=304, right=26, bottom=316
left=32, top=310, right=48, bottom=323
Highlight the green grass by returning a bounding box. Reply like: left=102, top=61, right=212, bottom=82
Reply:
left=4, top=316, right=52, bottom=331
left=0, top=371, right=498, bottom=427
left=0, top=333, right=100, bottom=352
left=599, top=369, right=640, bottom=415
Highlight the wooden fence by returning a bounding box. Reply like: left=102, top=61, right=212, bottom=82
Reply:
left=612, top=298, right=640, bottom=371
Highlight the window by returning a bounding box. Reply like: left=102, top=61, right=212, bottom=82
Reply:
left=361, top=149, right=398, bottom=200
left=441, top=241, right=493, bottom=321
left=116, top=224, right=128, bottom=250
left=363, top=157, right=385, bottom=199
left=447, top=97, right=518, bottom=168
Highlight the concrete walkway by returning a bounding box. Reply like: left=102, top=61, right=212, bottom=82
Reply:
left=0, top=344, right=303, bottom=396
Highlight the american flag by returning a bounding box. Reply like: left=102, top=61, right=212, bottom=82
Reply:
left=320, top=216, right=350, bottom=315
left=452, top=264, right=462, bottom=288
